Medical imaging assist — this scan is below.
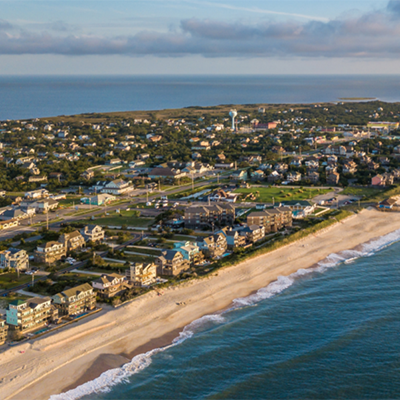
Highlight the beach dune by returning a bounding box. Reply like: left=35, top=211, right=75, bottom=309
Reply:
left=1, top=209, right=399, bottom=400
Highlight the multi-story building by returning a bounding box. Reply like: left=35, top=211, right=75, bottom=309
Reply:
left=125, top=263, right=157, bottom=286
left=59, top=230, right=85, bottom=252
left=52, top=283, right=96, bottom=316
left=218, top=228, right=246, bottom=250
left=197, top=233, right=228, bottom=259
left=184, top=204, right=235, bottom=229
left=80, top=225, right=105, bottom=242
left=239, top=225, right=265, bottom=243
left=0, top=248, right=29, bottom=271
left=173, top=241, right=203, bottom=264
left=6, top=297, right=53, bottom=333
left=92, top=273, right=126, bottom=297
left=247, top=207, right=292, bottom=233
left=34, top=241, right=66, bottom=264
left=0, top=318, right=8, bottom=345
left=155, top=250, right=189, bottom=276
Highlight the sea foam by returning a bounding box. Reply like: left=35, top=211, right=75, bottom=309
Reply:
left=49, top=227, right=400, bottom=400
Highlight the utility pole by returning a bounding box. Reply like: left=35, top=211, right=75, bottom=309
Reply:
left=217, top=174, right=220, bottom=184
left=46, top=211, right=49, bottom=230
left=272, top=196, right=275, bottom=206
left=146, top=189, right=149, bottom=203
left=191, top=173, right=194, bottom=191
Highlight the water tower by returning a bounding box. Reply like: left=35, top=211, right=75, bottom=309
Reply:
left=229, top=109, right=237, bottom=131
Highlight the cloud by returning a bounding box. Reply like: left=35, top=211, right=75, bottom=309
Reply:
left=387, top=0, right=400, bottom=14
left=0, top=20, right=13, bottom=30
left=1, top=2, right=400, bottom=58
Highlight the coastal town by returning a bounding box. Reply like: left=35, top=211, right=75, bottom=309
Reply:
left=1, top=101, right=400, bottom=345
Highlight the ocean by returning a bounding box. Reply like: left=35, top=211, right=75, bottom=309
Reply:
left=52, top=228, right=400, bottom=400
left=1, top=75, right=400, bottom=121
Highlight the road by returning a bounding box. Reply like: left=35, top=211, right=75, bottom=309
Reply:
left=0, top=235, right=144, bottom=297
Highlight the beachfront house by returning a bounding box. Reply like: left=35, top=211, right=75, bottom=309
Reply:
left=0, top=248, right=29, bottom=271
left=155, top=250, right=189, bottom=276
left=52, top=283, right=96, bottom=317
left=92, top=273, right=127, bottom=298
left=34, top=241, right=66, bottom=264
left=58, top=230, right=85, bottom=252
left=0, top=319, right=8, bottom=345
left=125, top=263, right=157, bottom=286
left=80, top=225, right=105, bottom=243
left=197, top=233, right=228, bottom=259
left=173, top=241, right=203, bottom=264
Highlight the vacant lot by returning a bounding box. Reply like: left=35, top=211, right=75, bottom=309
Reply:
left=88, top=210, right=154, bottom=227
left=0, top=272, right=32, bottom=290
left=340, top=187, right=384, bottom=198
left=234, top=187, right=331, bottom=203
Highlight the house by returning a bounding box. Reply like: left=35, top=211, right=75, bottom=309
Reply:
left=230, top=170, right=247, bottom=181
left=6, top=297, right=55, bottom=333
left=371, top=173, right=394, bottom=186
left=279, top=200, right=315, bottom=217
left=24, top=189, right=49, bottom=199
left=20, top=198, right=58, bottom=213
left=267, top=171, right=283, bottom=183
left=0, top=319, right=8, bottom=345
left=208, top=189, right=239, bottom=203
left=59, top=231, right=85, bottom=252
left=239, top=225, right=265, bottom=243
left=125, top=263, right=157, bottom=286
left=92, top=273, right=127, bottom=297
left=0, top=208, right=28, bottom=221
left=251, top=170, right=265, bottom=180
left=367, top=161, right=380, bottom=171
left=101, top=179, right=133, bottom=195
left=34, top=241, right=66, bottom=264
left=0, top=248, right=29, bottom=271
left=343, top=161, right=357, bottom=174
left=290, top=157, right=303, bottom=167
left=81, top=225, right=105, bottom=242
left=156, top=250, right=189, bottom=276
left=52, top=283, right=96, bottom=316
left=247, top=207, right=292, bottom=233
left=217, top=227, right=246, bottom=249
left=327, top=172, right=340, bottom=185
left=81, top=193, right=116, bottom=206
left=307, top=171, right=320, bottom=183
left=148, top=167, right=187, bottom=180
left=81, top=170, right=94, bottom=180
left=287, top=171, right=302, bottom=182
left=173, top=241, right=202, bottom=263
left=184, top=204, right=236, bottom=229
left=324, top=145, right=346, bottom=155
left=378, top=198, right=398, bottom=209
left=197, top=233, right=228, bottom=258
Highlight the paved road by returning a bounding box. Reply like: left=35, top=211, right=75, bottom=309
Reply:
left=0, top=235, right=144, bottom=297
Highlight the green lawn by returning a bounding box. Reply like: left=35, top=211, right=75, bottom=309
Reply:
left=340, top=187, right=384, bottom=197
left=0, top=272, right=33, bottom=290
left=128, top=247, right=162, bottom=256
left=234, top=187, right=331, bottom=203
left=88, top=210, right=154, bottom=227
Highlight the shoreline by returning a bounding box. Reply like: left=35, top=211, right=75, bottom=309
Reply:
left=2, top=208, right=400, bottom=400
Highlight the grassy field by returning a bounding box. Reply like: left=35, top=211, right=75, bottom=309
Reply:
left=340, top=187, right=384, bottom=197
left=87, top=210, right=154, bottom=227
left=234, top=187, right=331, bottom=203
left=128, top=247, right=162, bottom=256
left=0, top=272, right=33, bottom=290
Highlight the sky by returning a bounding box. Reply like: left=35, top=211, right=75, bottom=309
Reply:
left=1, top=0, right=400, bottom=75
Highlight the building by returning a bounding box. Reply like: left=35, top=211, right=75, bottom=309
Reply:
left=80, top=193, right=116, bottom=206
left=101, top=179, right=133, bottom=195
left=326, top=172, right=340, bottom=185
left=197, top=233, right=228, bottom=259
left=92, top=273, right=127, bottom=297
left=287, top=172, right=302, bottom=182
left=0, top=208, right=28, bottom=221
left=6, top=297, right=53, bottom=333
left=24, top=189, right=49, bottom=199
left=217, top=227, right=246, bottom=249
left=34, top=241, right=66, bottom=264
left=0, top=248, right=29, bottom=271
left=125, top=263, right=157, bottom=286
left=184, top=204, right=236, bottom=229
left=371, top=173, right=394, bottom=186
left=378, top=198, right=398, bottom=209
left=59, top=230, right=85, bottom=252
left=247, top=207, right=292, bottom=233
left=19, top=198, right=59, bottom=214
left=279, top=200, right=315, bottom=216
left=148, top=167, right=187, bottom=180
left=0, top=219, right=19, bottom=230
left=173, top=241, right=203, bottom=263
left=155, top=250, right=189, bottom=276
left=239, top=225, right=265, bottom=243
left=52, top=283, right=96, bottom=316
left=0, top=319, right=8, bottom=345
left=81, top=225, right=105, bottom=242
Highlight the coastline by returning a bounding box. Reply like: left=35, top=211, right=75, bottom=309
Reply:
left=2, top=208, right=400, bottom=400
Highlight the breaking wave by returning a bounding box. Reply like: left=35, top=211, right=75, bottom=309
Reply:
left=49, top=228, right=400, bottom=400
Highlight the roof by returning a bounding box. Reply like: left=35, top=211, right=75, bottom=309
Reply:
left=9, top=299, right=26, bottom=306
left=59, top=283, right=93, bottom=298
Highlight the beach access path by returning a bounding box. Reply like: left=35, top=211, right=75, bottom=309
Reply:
left=1, top=208, right=399, bottom=400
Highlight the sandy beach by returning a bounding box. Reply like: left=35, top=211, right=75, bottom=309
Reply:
left=1, top=208, right=400, bottom=400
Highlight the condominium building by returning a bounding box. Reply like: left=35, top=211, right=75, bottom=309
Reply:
left=92, top=273, right=126, bottom=298
left=80, top=225, right=105, bottom=243
left=34, top=241, right=66, bottom=264
left=6, top=297, right=53, bottom=333
left=125, top=262, right=157, bottom=286
left=239, top=225, right=266, bottom=243
left=197, top=232, right=228, bottom=259
left=247, top=207, right=292, bottom=233
left=173, top=241, right=203, bottom=264
left=0, top=319, right=8, bottom=345
left=184, top=204, right=236, bottom=229
left=0, top=248, right=29, bottom=271
left=52, top=283, right=96, bottom=316
left=59, top=230, right=85, bottom=252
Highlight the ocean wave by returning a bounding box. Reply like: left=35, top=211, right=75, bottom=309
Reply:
left=49, top=227, right=400, bottom=400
